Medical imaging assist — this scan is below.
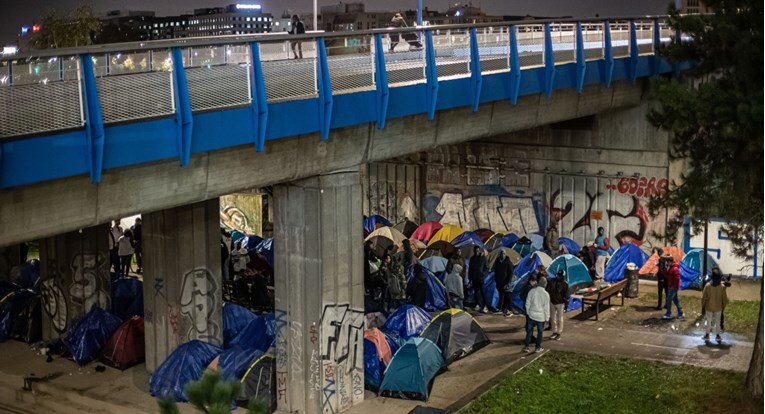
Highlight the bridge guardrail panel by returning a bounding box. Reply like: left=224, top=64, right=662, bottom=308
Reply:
left=184, top=45, right=252, bottom=112
left=476, top=26, right=510, bottom=74
left=635, top=20, right=656, bottom=55
left=325, top=35, right=376, bottom=95
left=259, top=40, right=318, bottom=103
left=432, top=28, right=471, bottom=80
left=582, top=23, right=605, bottom=61
left=384, top=29, right=427, bottom=87
left=549, top=22, right=576, bottom=65
left=517, top=24, right=545, bottom=68
left=609, top=20, right=631, bottom=59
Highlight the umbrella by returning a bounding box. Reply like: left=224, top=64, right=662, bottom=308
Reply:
left=393, top=220, right=419, bottom=238
left=525, top=234, right=544, bottom=250
left=428, top=224, right=465, bottom=246
left=421, top=256, right=449, bottom=274
left=474, top=229, right=495, bottom=243
left=365, top=227, right=407, bottom=246
left=487, top=247, right=521, bottom=268
left=411, top=221, right=443, bottom=242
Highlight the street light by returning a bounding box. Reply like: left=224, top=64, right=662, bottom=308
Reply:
left=417, top=0, right=423, bottom=25
left=314, top=0, right=318, bottom=31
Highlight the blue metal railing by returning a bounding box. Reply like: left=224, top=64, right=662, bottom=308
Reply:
left=0, top=16, right=677, bottom=189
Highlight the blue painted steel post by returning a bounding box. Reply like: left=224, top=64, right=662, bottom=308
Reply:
left=652, top=18, right=662, bottom=75
left=468, top=27, right=483, bottom=112
left=543, top=23, right=556, bottom=97
left=603, top=20, right=615, bottom=88
left=315, top=37, right=334, bottom=140
left=249, top=42, right=269, bottom=152
left=417, top=0, right=423, bottom=25
left=424, top=29, right=439, bottom=121
left=170, top=47, right=193, bottom=167
left=629, top=20, right=639, bottom=83
left=373, top=34, right=390, bottom=129
left=508, top=25, right=521, bottom=105
left=79, top=53, right=106, bottom=184
left=575, top=21, right=586, bottom=94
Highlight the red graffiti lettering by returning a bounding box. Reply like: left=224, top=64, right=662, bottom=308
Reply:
left=310, top=325, right=319, bottom=345
left=324, top=364, right=335, bottom=379
left=607, top=177, right=667, bottom=199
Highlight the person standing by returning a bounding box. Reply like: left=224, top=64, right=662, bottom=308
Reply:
left=546, top=270, right=570, bottom=340
left=288, top=15, right=305, bottom=59
left=523, top=275, right=550, bottom=353
left=702, top=268, right=729, bottom=343
left=117, top=229, right=134, bottom=277
left=593, top=227, right=610, bottom=279
left=389, top=13, right=407, bottom=51
left=654, top=248, right=667, bottom=310
left=469, top=246, right=489, bottom=313
left=406, top=263, right=428, bottom=309
left=109, top=220, right=123, bottom=274
left=130, top=217, right=143, bottom=274
left=662, top=256, right=684, bottom=320
left=493, top=251, right=513, bottom=315
left=544, top=224, right=560, bottom=258
left=445, top=263, right=464, bottom=309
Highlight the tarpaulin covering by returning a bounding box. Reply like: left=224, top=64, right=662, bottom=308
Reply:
left=509, top=272, right=532, bottom=314
left=261, top=313, right=277, bottom=346
left=111, top=277, right=144, bottom=321
left=379, top=337, right=444, bottom=401
left=0, top=288, right=38, bottom=343
left=406, top=266, right=448, bottom=312
left=223, top=302, right=258, bottom=348
left=255, top=238, right=274, bottom=268
left=481, top=272, right=500, bottom=309
left=604, top=243, right=649, bottom=282
left=364, top=328, right=392, bottom=365
left=229, top=315, right=272, bottom=352
left=364, top=338, right=384, bottom=390
left=364, top=215, right=392, bottom=234
left=101, top=316, right=145, bottom=369
left=420, top=309, right=490, bottom=365
left=241, top=235, right=264, bottom=253
left=547, top=254, right=593, bottom=293
left=680, top=249, right=719, bottom=290
left=513, top=251, right=552, bottom=278
left=382, top=304, right=431, bottom=339
left=149, top=340, right=222, bottom=402
left=216, top=346, right=265, bottom=381
left=62, top=306, right=122, bottom=366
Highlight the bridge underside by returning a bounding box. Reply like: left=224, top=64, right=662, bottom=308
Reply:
left=0, top=80, right=644, bottom=245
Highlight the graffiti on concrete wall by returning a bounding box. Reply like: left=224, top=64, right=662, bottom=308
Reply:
left=424, top=186, right=545, bottom=234
left=319, top=303, right=365, bottom=413
left=365, top=163, right=421, bottom=224
left=179, top=268, right=221, bottom=345
left=274, top=308, right=289, bottom=408
left=220, top=193, right=264, bottom=236
left=40, top=263, right=68, bottom=333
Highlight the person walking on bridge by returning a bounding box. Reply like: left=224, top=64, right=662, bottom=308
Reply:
left=289, top=15, right=305, bottom=59
left=389, top=13, right=407, bottom=51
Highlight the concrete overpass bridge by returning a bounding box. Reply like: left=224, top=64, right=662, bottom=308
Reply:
left=0, top=16, right=687, bottom=414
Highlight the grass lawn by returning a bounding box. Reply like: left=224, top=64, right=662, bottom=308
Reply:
left=462, top=351, right=761, bottom=414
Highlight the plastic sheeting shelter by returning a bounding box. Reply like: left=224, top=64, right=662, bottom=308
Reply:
left=150, top=340, right=222, bottom=402
left=379, top=337, right=445, bottom=401
left=513, top=251, right=553, bottom=278
left=451, top=231, right=486, bottom=250
left=558, top=237, right=581, bottom=255
left=365, top=328, right=393, bottom=365
left=365, top=338, right=384, bottom=390
left=604, top=243, right=649, bottom=282
left=111, top=277, right=144, bottom=322
left=255, top=238, right=274, bottom=269
left=382, top=304, right=432, bottom=339
left=680, top=249, right=720, bottom=290
left=420, top=309, right=490, bottom=365
left=238, top=352, right=275, bottom=410
left=210, top=346, right=265, bottom=382
left=480, top=272, right=500, bottom=310
left=411, top=221, right=443, bottom=242
left=63, top=306, right=121, bottom=366
left=0, top=288, right=40, bottom=344
left=364, top=215, right=392, bottom=234
left=241, top=235, right=264, bottom=253
left=223, top=303, right=258, bottom=348
left=101, top=316, right=145, bottom=369
left=406, top=266, right=448, bottom=312
left=427, top=225, right=464, bottom=246
left=228, top=314, right=273, bottom=352
left=508, top=272, right=532, bottom=314
left=547, top=254, right=593, bottom=292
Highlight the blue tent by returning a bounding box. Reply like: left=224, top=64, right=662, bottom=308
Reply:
left=547, top=254, right=593, bottom=292
left=513, top=251, right=549, bottom=278
left=512, top=240, right=537, bottom=258
left=223, top=303, right=258, bottom=348
left=217, top=346, right=265, bottom=381
left=229, top=315, right=272, bottom=352
left=241, top=235, right=264, bottom=253
left=680, top=249, right=719, bottom=290
left=481, top=272, right=500, bottom=309
left=405, top=266, right=448, bottom=312
left=364, top=338, right=384, bottom=390
left=558, top=237, right=581, bottom=255
left=111, top=277, right=144, bottom=321
left=525, top=234, right=544, bottom=250
left=451, top=231, right=486, bottom=250
left=508, top=272, right=532, bottom=314
left=421, top=256, right=448, bottom=274
left=500, top=233, right=520, bottom=248
left=149, top=340, right=222, bottom=402
left=379, top=337, right=444, bottom=401
left=604, top=243, right=649, bottom=282
left=230, top=230, right=247, bottom=244
left=13, top=260, right=40, bottom=291
left=62, top=306, right=122, bottom=365
left=364, top=215, right=392, bottom=234
left=261, top=313, right=277, bottom=347
left=0, top=288, right=37, bottom=343
left=255, top=238, right=274, bottom=268
left=382, top=304, right=431, bottom=339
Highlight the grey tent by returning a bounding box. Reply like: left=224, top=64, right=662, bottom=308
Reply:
left=419, top=309, right=490, bottom=365
left=238, top=352, right=275, bottom=412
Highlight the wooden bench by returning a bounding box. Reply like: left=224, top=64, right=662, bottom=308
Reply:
left=578, top=279, right=628, bottom=321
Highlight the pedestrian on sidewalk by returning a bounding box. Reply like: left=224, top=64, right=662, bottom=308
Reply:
left=130, top=217, right=143, bottom=274
left=662, top=255, right=684, bottom=320
left=117, top=229, right=134, bottom=277
left=544, top=224, right=559, bottom=258
left=446, top=263, right=464, bottom=309
left=702, top=268, right=729, bottom=343
left=593, top=227, right=610, bottom=279
left=653, top=247, right=667, bottom=309
left=493, top=250, right=513, bottom=315
left=109, top=220, right=123, bottom=274
left=546, top=269, right=570, bottom=340
left=469, top=246, right=489, bottom=313
left=523, top=275, right=550, bottom=353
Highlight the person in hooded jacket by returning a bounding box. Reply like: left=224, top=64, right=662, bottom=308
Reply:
left=406, top=263, right=428, bottom=309
left=445, top=263, right=464, bottom=309
left=702, top=267, right=729, bottom=343
left=493, top=250, right=513, bottom=315
left=546, top=269, right=570, bottom=340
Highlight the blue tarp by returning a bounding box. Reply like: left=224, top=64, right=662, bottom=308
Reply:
left=451, top=231, right=485, bottom=250
left=382, top=304, right=431, bottom=339
left=241, top=235, right=264, bottom=254
left=14, top=260, right=40, bottom=291
left=481, top=272, right=500, bottom=309
left=217, top=346, right=265, bottom=381
left=364, top=338, right=384, bottom=390
left=230, top=230, right=247, bottom=244
left=405, top=266, right=448, bottom=312
left=223, top=303, right=258, bottom=348
left=558, top=237, right=581, bottom=255
left=500, top=233, right=520, bottom=248
left=229, top=315, right=271, bottom=352
left=680, top=249, right=719, bottom=290
left=364, top=215, right=392, bottom=234
left=149, top=340, right=222, bottom=402
left=509, top=272, right=532, bottom=314
left=379, top=337, right=444, bottom=401
left=514, top=252, right=544, bottom=278
left=262, top=313, right=277, bottom=347
left=255, top=238, right=274, bottom=268
left=62, top=306, right=121, bottom=366
left=604, top=243, right=649, bottom=282
left=0, top=288, right=36, bottom=343
left=548, top=254, right=592, bottom=291
left=111, top=277, right=143, bottom=321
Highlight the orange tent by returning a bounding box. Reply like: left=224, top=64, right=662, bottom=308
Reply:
left=639, top=246, right=684, bottom=275
left=363, top=328, right=392, bottom=366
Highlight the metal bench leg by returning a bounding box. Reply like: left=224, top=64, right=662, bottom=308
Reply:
left=595, top=301, right=600, bottom=321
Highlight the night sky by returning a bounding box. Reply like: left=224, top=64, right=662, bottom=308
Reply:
left=1, top=0, right=673, bottom=46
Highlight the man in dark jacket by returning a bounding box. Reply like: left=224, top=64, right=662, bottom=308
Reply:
left=406, top=263, right=428, bottom=309
left=468, top=246, right=489, bottom=313
left=654, top=248, right=667, bottom=309
left=546, top=270, right=570, bottom=340
left=493, top=251, right=513, bottom=315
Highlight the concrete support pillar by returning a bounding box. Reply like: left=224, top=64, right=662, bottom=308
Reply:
left=142, top=199, right=223, bottom=372
left=273, top=170, right=364, bottom=414
left=39, top=224, right=111, bottom=340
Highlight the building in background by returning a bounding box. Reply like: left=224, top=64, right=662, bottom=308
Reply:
left=319, top=2, right=394, bottom=32
left=99, top=10, right=155, bottom=42
left=184, top=4, right=273, bottom=37
left=677, top=0, right=710, bottom=14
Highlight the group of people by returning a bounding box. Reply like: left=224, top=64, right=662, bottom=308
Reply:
left=108, top=218, right=142, bottom=277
